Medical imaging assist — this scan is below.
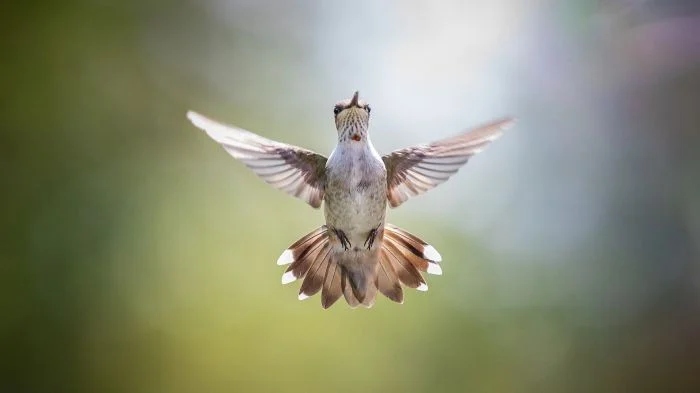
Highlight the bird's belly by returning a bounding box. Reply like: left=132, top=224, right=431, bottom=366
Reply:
left=324, top=183, right=386, bottom=247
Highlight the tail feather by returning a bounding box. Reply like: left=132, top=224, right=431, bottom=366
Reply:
left=347, top=267, right=368, bottom=302
left=382, top=241, right=427, bottom=290
left=277, top=223, right=442, bottom=308
left=384, top=224, right=443, bottom=275
left=321, top=262, right=343, bottom=309
left=297, top=244, right=332, bottom=300
left=281, top=228, right=328, bottom=284
left=377, top=250, right=404, bottom=303
left=277, top=226, right=326, bottom=265
left=341, top=270, right=361, bottom=308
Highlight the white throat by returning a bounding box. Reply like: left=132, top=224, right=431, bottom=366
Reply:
left=332, top=130, right=381, bottom=164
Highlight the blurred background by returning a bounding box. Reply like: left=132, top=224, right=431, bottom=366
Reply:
left=2, top=0, right=700, bottom=392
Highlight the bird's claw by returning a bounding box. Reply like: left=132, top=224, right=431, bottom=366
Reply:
left=364, top=227, right=378, bottom=250
left=333, top=228, right=351, bottom=251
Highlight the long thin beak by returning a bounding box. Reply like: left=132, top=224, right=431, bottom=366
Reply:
left=349, top=91, right=360, bottom=107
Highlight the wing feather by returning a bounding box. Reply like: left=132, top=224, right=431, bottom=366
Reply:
left=187, top=111, right=327, bottom=208
left=382, top=117, right=514, bottom=207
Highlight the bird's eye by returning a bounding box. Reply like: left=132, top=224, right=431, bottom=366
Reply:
left=333, top=106, right=342, bottom=115
left=365, top=105, right=371, bottom=114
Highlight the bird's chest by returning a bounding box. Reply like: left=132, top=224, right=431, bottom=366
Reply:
left=324, top=148, right=387, bottom=232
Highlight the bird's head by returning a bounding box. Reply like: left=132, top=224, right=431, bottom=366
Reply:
left=333, top=91, right=371, bottom=142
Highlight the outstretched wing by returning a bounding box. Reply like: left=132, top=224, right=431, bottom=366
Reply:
left=382, top=117, right=514, bottom=208
left=187, top=111, right=328, bottom=208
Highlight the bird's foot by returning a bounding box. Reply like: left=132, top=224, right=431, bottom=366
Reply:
left=333, top=228, right=351, bottom=251
left=364, top=227, right=379, bottom=250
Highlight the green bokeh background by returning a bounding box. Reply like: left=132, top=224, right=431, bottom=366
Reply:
left=2, top=1, right=699, bottom=392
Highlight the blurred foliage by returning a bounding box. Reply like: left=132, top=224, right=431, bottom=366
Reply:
left=1, top=1, right=699, bottom=392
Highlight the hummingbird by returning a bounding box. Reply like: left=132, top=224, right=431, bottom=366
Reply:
left=187, top=91, right=513, bottom=309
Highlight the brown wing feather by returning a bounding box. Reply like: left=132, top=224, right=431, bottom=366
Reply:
left=382, top=117, right=514, bottom=207
left=187, top=111, right=327, bottom=208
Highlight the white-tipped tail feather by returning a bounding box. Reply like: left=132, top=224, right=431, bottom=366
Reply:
left=423, top=245, right=442, bottom=262
left=281, top=271, right=296, bottom=284
left=383, top=224, right=444, bottom=276
left=276, top=249, right=294, bottom=265
left=427, top=263, right=443, bottom=275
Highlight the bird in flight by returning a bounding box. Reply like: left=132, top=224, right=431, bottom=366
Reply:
left=187, top=91, right=513, bottom=308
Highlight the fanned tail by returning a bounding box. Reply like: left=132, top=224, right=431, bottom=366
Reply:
left=376, top=224, right=443, bottom=300
left=277, top=224, right=442, bottom=308
left=277, top=225, right=362, bottom=309
left=277, top=225, right=328, bottom=285
left=383, top=223, right=443, bottom=276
